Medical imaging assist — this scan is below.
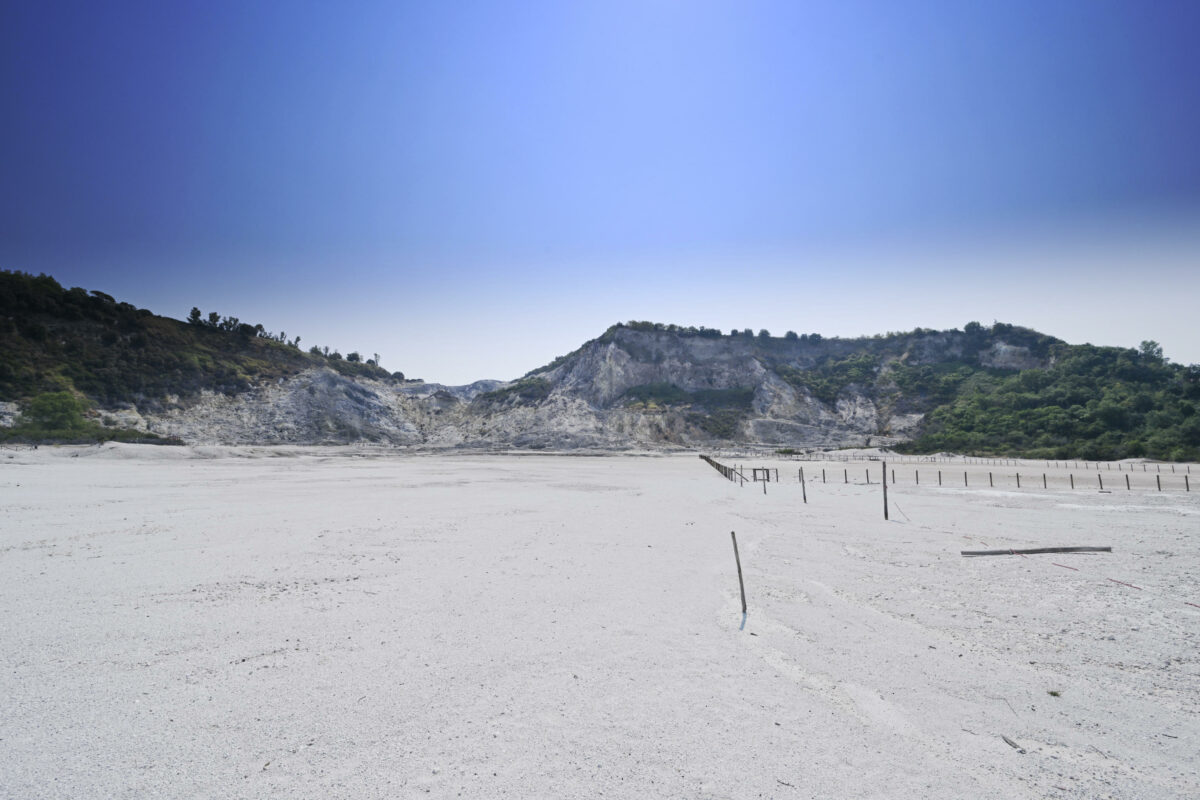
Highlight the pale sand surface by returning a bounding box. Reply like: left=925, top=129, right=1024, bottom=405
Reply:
left=1, top=445, right=1197, bottom=798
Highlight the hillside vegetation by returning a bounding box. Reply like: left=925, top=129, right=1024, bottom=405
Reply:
left=0, top=271, right=400, bottom=438
left=900, top=341, right=1200, bottom=461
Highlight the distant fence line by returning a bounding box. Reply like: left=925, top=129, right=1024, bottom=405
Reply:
left=714, top=450, right=1193, bottom=474
left=702, top=454, right=1192, bottom=493
left=814, top=463, right=1190, bottom=494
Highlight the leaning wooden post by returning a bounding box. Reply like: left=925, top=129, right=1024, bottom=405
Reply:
left=882, top=460, right=889, bottom=520
left=1016, top=473, right=1021, bottom=488
left=1186, top=475, right=1190, bottom=492
left=1098, top=474, right=1104, bottom=491
left=730, top=531, right=747, bottom=615
left=916, top=469, right=919, bottom=485
left=1043, top=473, right=1047, bottom=489
left=1126, top=474, right=1130, bottom=490
left=1157, top=474, right=1161, bottom=491
left=800, top=467, right=807, bottom=504
left=964, top=470, right=968, bottom=487
left=989, top=472, right=993, bottom=487
left=844, top=468, right=848, bottom=484
left=1070, top=474, right=1074, bottom=489
left=938, top=470, right=942, bottom=486
left=822, top=468, right=826, bottom=483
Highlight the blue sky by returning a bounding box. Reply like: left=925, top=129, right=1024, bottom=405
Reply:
left=3, top=1, right=1198, bottom=382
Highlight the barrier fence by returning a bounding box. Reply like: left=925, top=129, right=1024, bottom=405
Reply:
left=773, top=452, right=1193, bottom=474
left=701, top=454, right=1193, bottom=494
left=699, top=454, right=739, bottom=483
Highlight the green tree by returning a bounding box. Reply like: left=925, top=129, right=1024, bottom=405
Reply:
left=188, top=307, right=202, bottom=325
left=24, top=391, right=87, bottom=431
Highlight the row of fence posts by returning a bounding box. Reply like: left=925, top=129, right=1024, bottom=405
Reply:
left=783, top=453, right=1192, bottom=474
left=1043, top=461, right=1188, bottom=473
left=900, top=468, right=1188, bottom=493
left=699, top=454, right=738, bottom=483
left=703, top=454, right=1191, bottom=515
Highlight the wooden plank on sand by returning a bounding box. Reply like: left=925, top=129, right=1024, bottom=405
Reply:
left=961, top=546, right=1112, bottom=557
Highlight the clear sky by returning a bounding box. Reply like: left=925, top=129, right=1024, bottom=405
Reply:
left=3, top=1, right=1198, bottom=383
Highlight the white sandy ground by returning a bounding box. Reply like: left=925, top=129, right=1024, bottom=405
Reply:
left=1, top=445, right=1197, bottom=799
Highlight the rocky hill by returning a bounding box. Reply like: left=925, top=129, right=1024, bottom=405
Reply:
left=3, top=271, right=1197, bottom=459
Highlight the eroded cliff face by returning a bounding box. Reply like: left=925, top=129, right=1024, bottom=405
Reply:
left=125, top=326, right=1054, bottom=448
left=543, top=331, right=771, bottom=406
left=136, top=370, right=423, bottom=445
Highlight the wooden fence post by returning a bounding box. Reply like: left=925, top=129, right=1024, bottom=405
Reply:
left=730, top=531, right=747, bottom=614
left=882, top=460, right=889, bottom=520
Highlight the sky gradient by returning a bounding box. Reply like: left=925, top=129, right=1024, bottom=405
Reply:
left=3, top=1, right=1199, bottom=383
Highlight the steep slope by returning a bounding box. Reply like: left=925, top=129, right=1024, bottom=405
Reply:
left=0, top=270, right=398, bottom=408
left=450, top=322, right=1196, bottom=459
left=468, top=323, right=1060, bottom=449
